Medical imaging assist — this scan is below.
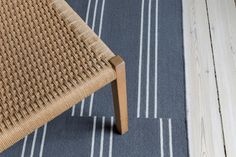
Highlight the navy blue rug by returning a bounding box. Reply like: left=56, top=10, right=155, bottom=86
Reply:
left=0, top=0, right=188, bottom=156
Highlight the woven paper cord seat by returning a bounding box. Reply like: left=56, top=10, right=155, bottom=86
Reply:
left=0, top=0, right=128, bottom=152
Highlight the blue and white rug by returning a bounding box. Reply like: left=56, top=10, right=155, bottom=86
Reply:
left=0, top=0, right=188, bottom=156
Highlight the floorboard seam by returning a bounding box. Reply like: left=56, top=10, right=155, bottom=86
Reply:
left=205, top=0, right=227, bottom=156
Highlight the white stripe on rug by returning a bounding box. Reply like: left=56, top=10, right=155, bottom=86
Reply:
left=21, top=136, right=28, bottom=157
left=168, top=118, right=173, bottom=157
left=154, top=0, right=159, bottom=118
left=71, top=105, right=75, bottom=116
left=90, top=116, right=97, bottom=157
left=98, top=0, right=106, bottom=37
left=80, top=99, right=85, bottom=117
left=160, top=118, right=164, bottom=157
left=89, top=94, right=94, bottom=116
left=85, top=0, right=92, bottom=24
left=145, top=0, right=152, bottom=118
left=137, top=0, right=145, bottom=118
left=109, top=117, right=114, bottom=157
left=39, top=123, right=48, bottom=157
left=30, top=129, right=38, bottom=157
left=92, top=0, right=98, bottom=30
left=99, top=116, right=105, bottom=157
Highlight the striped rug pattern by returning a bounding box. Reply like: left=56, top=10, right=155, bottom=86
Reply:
left=0, top=0, right=188, bottom=156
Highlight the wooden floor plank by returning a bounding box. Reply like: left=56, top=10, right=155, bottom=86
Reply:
left=206, top=0, right=236, bottom=156
left=183, top=0, right=225, bottom=156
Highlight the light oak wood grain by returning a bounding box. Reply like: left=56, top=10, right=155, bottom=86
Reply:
left=183, top=0, right=225, bottom=156
left=110, top=55, right=128, bottom=134
left=206, top=0, right=236, bottom=156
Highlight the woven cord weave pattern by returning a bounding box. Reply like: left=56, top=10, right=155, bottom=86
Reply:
left=0, top=0, right=115, bottom=150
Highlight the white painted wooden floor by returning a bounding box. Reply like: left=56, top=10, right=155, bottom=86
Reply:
left=183, top=0, right=236, bottom=156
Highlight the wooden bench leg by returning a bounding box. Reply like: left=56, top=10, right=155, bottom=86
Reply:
left=109, top=55, right=128, bottom=134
